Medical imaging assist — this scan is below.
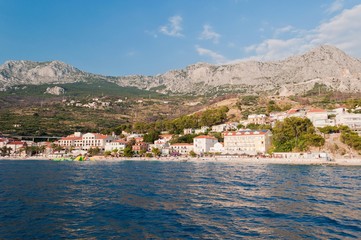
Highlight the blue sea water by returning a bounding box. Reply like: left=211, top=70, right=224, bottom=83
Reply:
left=0, top=160, right=360, bottom=239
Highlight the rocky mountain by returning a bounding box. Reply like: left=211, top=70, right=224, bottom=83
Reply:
left=1, top=45, right=361, bottom=96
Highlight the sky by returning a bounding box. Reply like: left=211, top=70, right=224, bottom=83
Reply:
left=1, top=0, right=361, bottom=76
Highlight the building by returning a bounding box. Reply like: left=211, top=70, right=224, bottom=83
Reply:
left=306, top=108, right=335, bottom=128
left=223, top=130, right=272, bottom=155
left=59, top=132, right=114, bottom=150
left=7, top=141, right=27, bottom=155
left=0, top=138, right=9, bottom=148
left=212, top=124, right=227, bottom=133
left=194, top=126, right=210, bottom=134
left=170, top=143, right=193, bottom=155
left=209, top=142, right=224, bottom=153
left=58, top=132, right=83, bottom=149
left=193, top=135, right=218, bottom=154
left=132, top=142, right=149, bottom=153
left=159, top=134, right=173, bottom=142
left=248, top=114, right=267, bottom=125
left=336, top=113, right=361, bottom=135
left=105, top=140, right=127, bottom=152
left=80, top=133, right=114, bottom=150
left=183, top=128, right=194, bottom=135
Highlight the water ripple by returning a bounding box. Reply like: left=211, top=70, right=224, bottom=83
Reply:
left=0, top=160, right=360, bottom=239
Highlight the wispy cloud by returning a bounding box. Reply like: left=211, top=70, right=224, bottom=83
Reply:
left=244, top=4, right=361, bottom=61
left=326, top=0, right=344, bottom=14
left=199, top=24, right=221, bottom=43
left=195, top=45, right=227, bottom=64
left=159, top=15, right=184, bottom=37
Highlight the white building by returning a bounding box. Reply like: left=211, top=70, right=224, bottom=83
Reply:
left=82, top=133, right=114, bottom=150
left=170, top=143, right=193, bottom=155
left=248, top=114, right=267, bottom=125
left=306, top=109, right=335, bottom=128
left=194, top=126, right=210, bottom=134
left=223, top=130, right=272, bottom=155
left=105, top=140, right=127, bottom=152
left=209, top=142, right=224, bottom=153
left=59, top=132, right=114, bottom=150
left=153, top=139, right=170, bottom=149
left=183, top=128, right=194, bottom=135
left=336, top=113, right=361, bottom=135
left=0, top=138, right=9, bottom=148
left=193, top=135, right=218, bottom=154
left=212, top=124, right=227, bottom=133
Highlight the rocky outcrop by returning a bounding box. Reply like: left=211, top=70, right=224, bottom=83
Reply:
left=44, top=86, right=65, bottom=95
left=1, top=45, right=361, bottom=96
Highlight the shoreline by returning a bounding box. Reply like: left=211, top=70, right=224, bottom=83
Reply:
left=1, top=156, right=360, bottom=166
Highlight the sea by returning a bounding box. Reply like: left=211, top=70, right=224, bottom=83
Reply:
left=0, top=160, right=360, bottom=239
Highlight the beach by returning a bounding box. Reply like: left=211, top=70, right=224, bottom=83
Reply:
left=2, top=155, right=360, bottom=166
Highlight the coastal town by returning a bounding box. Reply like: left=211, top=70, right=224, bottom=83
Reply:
left=1, top=105, right=361, bottom=165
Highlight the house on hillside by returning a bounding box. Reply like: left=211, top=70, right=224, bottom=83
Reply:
left=306, top=108, right=335, bottom=128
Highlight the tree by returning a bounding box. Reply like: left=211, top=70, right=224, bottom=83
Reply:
left=189, top=150, right=197, bottom=157
left=0, top=146, right=11, bottom=157
left=104, top=150, right=112, bottom=157
left=151, top=147, right=161, bottom=157
left=88, top=147, right=100, bottom=156
left=143, top=130, right=160, bottom=143
left=123, top=146, right=134, bottom=157
left=272, top=117, right=324, bottom=152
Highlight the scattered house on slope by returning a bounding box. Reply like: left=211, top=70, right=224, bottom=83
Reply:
left=194, top=126, right=210, bottom=134
left=248, top=114, right=267, bottom=125
left=306, top=108, right=335, bottom=128
left=183, top=128, right=195, bottom=135
left=336, top=113, right=361, bottom=135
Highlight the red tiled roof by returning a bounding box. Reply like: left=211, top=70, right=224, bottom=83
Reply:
left=94, top=134, right=109, bottom=139
left=307, top=108, right=326, bottom=113
left=8, top=141, right=25, bottom=145
left=287, top=109, right=299, bottom=114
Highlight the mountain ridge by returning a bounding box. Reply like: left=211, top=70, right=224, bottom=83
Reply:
left=1, top=45, right=361, bottom=95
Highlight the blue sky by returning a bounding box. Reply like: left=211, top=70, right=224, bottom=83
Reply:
left=1, top=0, right=361, bottom=76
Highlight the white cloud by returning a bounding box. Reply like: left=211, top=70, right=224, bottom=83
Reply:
left=244, top=4, right=361, bottom=61
left=326, top=0, right=344, bottom=14
left=159, top=15, right=184, bottom=37
left=199, top=24, right=221, bottom=43
left=195, top=46, right=227, bottom=64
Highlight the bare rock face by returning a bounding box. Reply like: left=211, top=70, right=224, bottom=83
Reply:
left=44, top=86, right=65, bottom=95
left=0, top=60, right=89, bottom=88
left=1, top=45, right=361, bottom=96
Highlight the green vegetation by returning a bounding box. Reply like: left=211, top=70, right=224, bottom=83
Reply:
left=272, top=117, right=325, bottom=152
left=340, top=126, right=361, bottom=151
left=116, top=106, right=229, bottom=134
left=0, top=80, right=161, bottom=98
